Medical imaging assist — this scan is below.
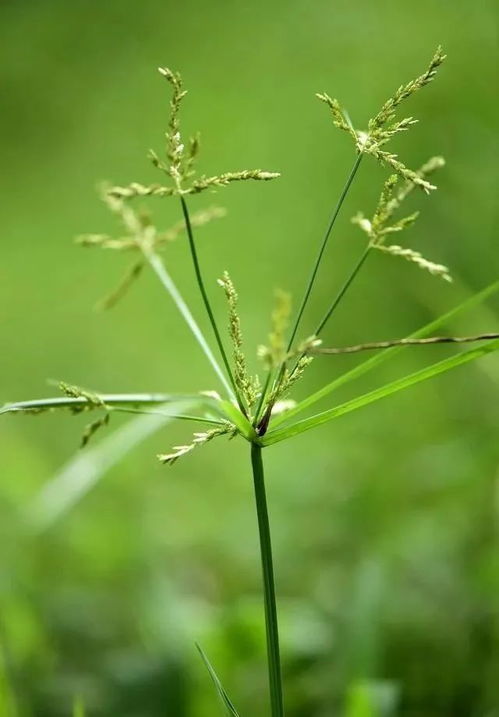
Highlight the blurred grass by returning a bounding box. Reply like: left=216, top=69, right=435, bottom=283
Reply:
left=1, top=0, right=499, bottom=714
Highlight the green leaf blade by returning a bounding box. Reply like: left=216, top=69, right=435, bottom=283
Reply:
left=0, top=392, right=198, bottom=415
left=270, top=279, right=499, bottom=430
left=217, top=399, right=257, bottom=441
left=263, top=338, right=499, bottom=445
left=196, top=643, right=241, bottom=717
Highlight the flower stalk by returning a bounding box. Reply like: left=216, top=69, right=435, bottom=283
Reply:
left=179, top=195, right=244, bottom=410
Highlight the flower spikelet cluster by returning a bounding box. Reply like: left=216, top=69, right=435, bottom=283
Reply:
left=317, top=47, right=446, bottom=193
left=352, top=156, right=451, bottom=282
left=59, top=382, right=110, bottom=447
left=108, top=67, right=279, bottom=199
left=158, top=422, right=237, bottom=466
left=77, top=190, right=226, bottom=309
left=218, top=272, right=260, bottom=411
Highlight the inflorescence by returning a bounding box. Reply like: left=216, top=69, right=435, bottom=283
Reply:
left=24, top=48, right=454, bottom=460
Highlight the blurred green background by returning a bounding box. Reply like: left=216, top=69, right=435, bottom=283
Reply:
left=1, top=1, right=499, bottom=715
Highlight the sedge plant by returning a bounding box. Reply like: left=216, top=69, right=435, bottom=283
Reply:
left=3, top=48, right=499, bottom=716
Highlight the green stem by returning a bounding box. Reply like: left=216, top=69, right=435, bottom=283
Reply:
left=254, top=370, right=273, bottom=426
left=270, top=245, right=370, bottom=415
left=314, top=244, right=371, bottom=337
left=259, top=244, right=369, bottom=435
left=257, top=154, right=364, bottom=435
left=180, top=196, right=245, bottom=413
left=250, top=443, right=284, bottom=717
left=286, top=152, right=363, bottom=351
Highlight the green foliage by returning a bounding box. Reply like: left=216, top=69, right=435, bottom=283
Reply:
left=270, top=279, right=499, bottom=428
left=196, top=643, right=241, bottom=716
left=262, top=338, right=499, bottom=445
left=1, top=4, right=498, bottom=716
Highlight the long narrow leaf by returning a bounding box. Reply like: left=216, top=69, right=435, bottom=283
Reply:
left=28, top=401, right=195, bottom=532
left=270, top=279, right=499, bottom=429
left=0, top=393, right=197, bottom=415
left=109, top=406, right=224, bottom=425
left=195, top=643, right=241, bottom=717
left=262, top=339, right=499, bottom=445
left=145, top=249, right=235, bottom=399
